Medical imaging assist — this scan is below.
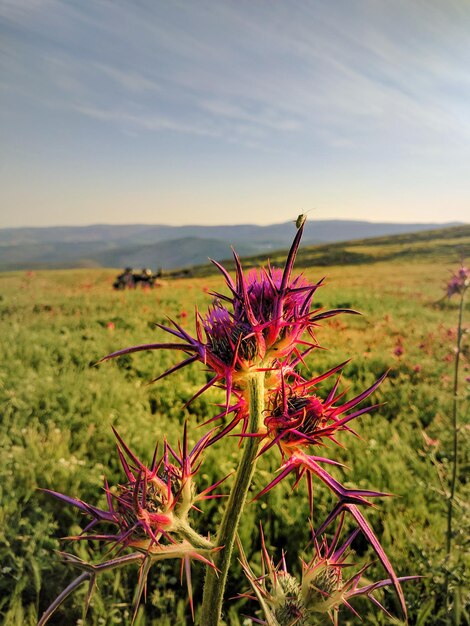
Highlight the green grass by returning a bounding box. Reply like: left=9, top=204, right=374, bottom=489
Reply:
left=1, top=232, right=469, bottom=625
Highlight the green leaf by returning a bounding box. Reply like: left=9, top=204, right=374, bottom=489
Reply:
left=415, top=597, right=435, bottom=626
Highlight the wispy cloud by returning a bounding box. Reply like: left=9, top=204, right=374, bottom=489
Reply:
left=2, top=0, right=470, bottom=227
left=3, top=0, right=470, bottom=152
left=199, top=100, right=301, bottom=132
left=92, top=63, right=162, bottom=95
left=71, top=104, right=219, bottom=138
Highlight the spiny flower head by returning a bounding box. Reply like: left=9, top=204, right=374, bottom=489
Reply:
left=261, top=366, right=386, bottom=457
left=203, top=302, right=260, bottom=371
left=42, top=424, right=221, bottom=553
left=231, top=265, right=314, bottom=355
left=206, top=363, right=388, bottom=513
left=39, top=425, right=223, bottom=623
left=447, top=264, right=469, bottom=298
left=238, top=519, right=418, bottom=626
left=100, top=220, right=358, bottom=406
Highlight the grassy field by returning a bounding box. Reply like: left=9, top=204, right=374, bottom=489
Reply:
left=1, top=228, right=469, bottom=625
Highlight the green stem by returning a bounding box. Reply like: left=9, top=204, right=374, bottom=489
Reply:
left=444, top=288, right=466, bottom=623
left=200, top=371, right=265, bottom=626
left=175, top=518, right=215, bottom=551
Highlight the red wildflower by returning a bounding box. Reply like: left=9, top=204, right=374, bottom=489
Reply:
left=393, top=344, right=404, bottom=357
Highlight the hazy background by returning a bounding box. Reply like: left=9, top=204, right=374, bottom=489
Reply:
left=1, top=0, right=470, bottom=228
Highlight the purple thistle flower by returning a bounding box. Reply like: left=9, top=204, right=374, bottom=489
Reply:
left=261, top=367, right=386, bottom=455
left=209, top=365, right=389, bottom=512
left=446, top=264, right=469, bottom=298
left=99, top=222, right=359, bottom=407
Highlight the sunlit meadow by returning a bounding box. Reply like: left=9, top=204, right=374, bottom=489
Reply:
left=1, top=227, right=469, bottom=625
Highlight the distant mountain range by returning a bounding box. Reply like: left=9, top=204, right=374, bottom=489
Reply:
left=0, top=220, right=463, bottom=271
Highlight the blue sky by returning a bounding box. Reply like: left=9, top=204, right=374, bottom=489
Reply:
left=1, top=0, right=469, bottom=227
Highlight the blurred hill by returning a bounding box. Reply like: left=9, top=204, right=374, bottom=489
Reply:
left=180, top=223, right=470, bottom=278
left=0, top=219, right=463, bottom=271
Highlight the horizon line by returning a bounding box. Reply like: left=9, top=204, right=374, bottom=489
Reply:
left=0, top=218, right=466, bottom=230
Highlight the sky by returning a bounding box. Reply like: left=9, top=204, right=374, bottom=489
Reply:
left=1, top=0, right=470, bottom=228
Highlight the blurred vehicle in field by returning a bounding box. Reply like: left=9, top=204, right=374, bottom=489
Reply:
left=113, top=267, right=163, bottom=290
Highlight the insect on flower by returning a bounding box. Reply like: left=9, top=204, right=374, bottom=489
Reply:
left=294, top=209, right=314, bottom=230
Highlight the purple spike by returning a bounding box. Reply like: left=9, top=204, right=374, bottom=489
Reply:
left=332, top=403, right=384, bottom=426
left=300, top=456, right=378, bottom=504
left=112, top=427, right=144, bottom=469
left=342, top=599, right=362, bottom=618
left=331, top=371, right=388, bottom=417
left=40, top=489, right=114, bottom=521
left=326, top=513, right=346, bottom=558
left=364, top=595, right=394, bottom=618
left=166, top=441, right=182, bottom=466
left=116, top=444, right=136, bottom=482
left=152, top=322, right=188, bottom=341
left=182, top=373, right=220, bottom=408
left=189, top=428, right=216, bottom=461
left=209, top=258, right=237, bottom=294
left=351, top=575, right=421, bottom=597
left=208, top=418, right=245, bottom=447
left=346, top=504, right=407, bottom=619
left=147, top=354, right=200, bottom=385
left=253, top=463, right=296, bottom=501
left=37, top=572, right=91, bottom=626
left=278, top=221, right=305, bottom=300
left=326, top=376, right=342, bottom=404
left=150, top=442, right=159, bottom=475
left=99, top=342, right=197, bottom=363
left=332, top=529, right=360, bottom=561
left=310, top=308, right=361, bottom=322
left=104, top=479, right=114, bottom=515
left=196, top=472, right=232, bottom=500
left=166, top=317, right=198, bottom=342
left=302, top=360, right=351, bottom=389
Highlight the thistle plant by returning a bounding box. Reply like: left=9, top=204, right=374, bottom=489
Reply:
left=238, top=519, right=418, bottom=626
left=38, top=425, right=222, bottom=625
left=39, top=217, right=415, bottom=625
left=443, top=264, right=468, bottom=624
